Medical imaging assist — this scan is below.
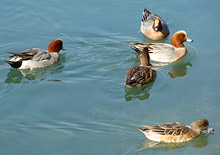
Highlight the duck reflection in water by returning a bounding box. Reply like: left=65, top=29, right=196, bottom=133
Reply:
left=5, top=68, right=41, bottom=83
left=5, top=54, right=66, bottom=83
left=151, top=57, right=192, bottom=79
left=125, top=83, right=154, bottom=101
left=5, top=64, right=64, bottom=83
left=138, top=132, right=212, bottom=152
left=168, top=61, right=192, bottom=79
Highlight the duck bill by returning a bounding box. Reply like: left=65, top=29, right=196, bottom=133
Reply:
left=207, top=127, right=214, bottom=133
left=186, top=38, right=193, bottom=42
left=62, top=48, right=66, bottom=50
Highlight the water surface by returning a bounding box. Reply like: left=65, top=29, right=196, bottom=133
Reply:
left=0, top=0, right=220, bottom=154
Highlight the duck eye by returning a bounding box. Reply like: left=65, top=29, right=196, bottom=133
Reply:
left=203, top=122, right=208, bottom=126
left=182, top=36, right=185, bottom=38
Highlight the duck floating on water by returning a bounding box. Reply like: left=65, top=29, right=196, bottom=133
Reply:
left=5, top=38, right=65, bottom=70
left=125, top=47, right=157, bottom=87
left=141, top=8, right=170, bottom=40
left=128, top=30, right=193, bottom=63
left=137, top=119, right=214, bottom=143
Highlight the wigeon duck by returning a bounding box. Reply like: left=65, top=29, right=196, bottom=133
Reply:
left=5, top=39, right=65, bottom=70
left=125, top=47, right=157, bottom=87
left=141, top=8, right=170, bottom=40
left=128, top=30, right=193, bottom=63
left=137, top=119, right=214, bottom=143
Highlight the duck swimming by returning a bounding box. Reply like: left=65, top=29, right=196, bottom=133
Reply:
left=128, top=30, right=193, bottom=63
left=5, top=38, right=65, bottom=70
left=141, top=8, right=170, bottom=40
left=125, top=47, right=157, bottom=87
left=137, top=119, right=214, bottom=143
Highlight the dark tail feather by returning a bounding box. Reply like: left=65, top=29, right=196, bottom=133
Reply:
left=5, top=60, right=22, bottom=69
left=127, top=44, right=142, bottom=55
left=5, top=51, right=22, bottom=57
left=137, top=127, right=146, bottom=133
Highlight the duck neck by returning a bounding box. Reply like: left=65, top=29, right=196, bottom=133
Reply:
left=171, top=35, right=185, bottom=48
left=140, top=50, right=152, bottom=67
left=189, top=125, right=202, bottom=135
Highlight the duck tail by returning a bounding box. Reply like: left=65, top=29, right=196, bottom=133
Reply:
left=5, top=60, right=22, bottom=69
left=127, top=44, right=142, bottom=55
left=5, top=51, right=23, bottom=58
left=137, top=127, right=148, bottom=134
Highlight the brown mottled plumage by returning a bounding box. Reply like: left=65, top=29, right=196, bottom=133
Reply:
left=137, top=119, right=214, bottom=143
left=125, top=47, right=157, bottom=87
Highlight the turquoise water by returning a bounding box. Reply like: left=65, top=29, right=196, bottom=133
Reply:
left=0, top=0, right=220, bottom=154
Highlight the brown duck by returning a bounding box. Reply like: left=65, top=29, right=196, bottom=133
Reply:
left=137, top=119, right=214, bottom=143
left=125, top=47, right=157, bottom=87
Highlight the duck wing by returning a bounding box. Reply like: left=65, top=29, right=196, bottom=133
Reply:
left=6, top=48, right=51, bottom=61
left=142, top=9, right=159, bottom=22
left=31, top=49, right=51, bottom=61
left=125, top=66, right=156, bottom=87
left=142, top=122, right=190, bottom=136
left=142, top=9, right=166, bottom=23
left=125, top=66, right=148, bottom=85
left=6, top=49, right=37, bottom=60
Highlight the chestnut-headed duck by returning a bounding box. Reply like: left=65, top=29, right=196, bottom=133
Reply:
left=141, top=8, right=170, bottom=40
left=5, top=39, right=65, bottom=70
left=125, top=47, right=157, bottom=87
left=137, top=119, right=214, bottom=143
left=128, top=30, right=193, bottom=63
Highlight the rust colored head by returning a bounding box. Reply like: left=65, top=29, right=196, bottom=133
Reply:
left=171, top=30, right=193, bottom=48
left=48, top=38, right=65, bottom=53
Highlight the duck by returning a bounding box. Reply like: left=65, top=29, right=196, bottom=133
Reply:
left=141, top=8, right=170, bottom=40
left=125, top=47, right=157, bottom=87
left=137, top=119, right=214, bottom=143
left=5, top=38, right=65, bottom=70
left=128, top=30, right=193, bottom=63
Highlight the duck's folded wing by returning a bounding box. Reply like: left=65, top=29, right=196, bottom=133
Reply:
left=125, top=66, right=153, bottom=85
left=6, top=48, right=51, bottom=61
left=32, top=50, right=51, bottom=61
left=6, top=49, right=38, bottom=60
left=142, top=9, right=158, bottom=22
left=143, top=122, right=190, bottom=136
left=142, top=9, right=152, bottom=22
left=125, top=66, right=147, bottom=85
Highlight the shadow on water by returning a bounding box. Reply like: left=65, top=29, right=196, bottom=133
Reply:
left=137, top=132, right=212, bottom=152
left=124, top=83, right=154, bottom=101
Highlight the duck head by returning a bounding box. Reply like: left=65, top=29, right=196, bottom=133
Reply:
left=190, top=119, right=214, bottom=133
left=171, top=30, right=193, bottom=48
left=48, top=38, right=66, bottom=53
